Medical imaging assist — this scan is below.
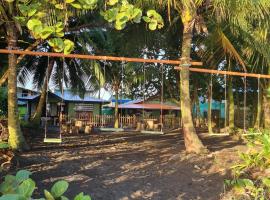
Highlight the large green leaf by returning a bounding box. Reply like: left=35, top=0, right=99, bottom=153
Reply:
left=64, top=39, right=74, bottom=54
left=0, top=194, right=26, bottom=200
left=44, top=189, right=55, bottom=200
left=51, top=180, right=69, bottom=198
left=74, top=192, right=91, bottom=200
left=16, top=170, right=32, bottom=183
left=26, top=18, right=42, bottom=30
left=17, top=178, right=35, bottom=198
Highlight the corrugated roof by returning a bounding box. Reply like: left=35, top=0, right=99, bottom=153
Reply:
left=54, top=91, right=110, bottom=103
left=18, top=94, right=40, bottom=101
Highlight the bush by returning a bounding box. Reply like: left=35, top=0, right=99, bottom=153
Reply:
left=224, top=132, right=270, bottom=199
left=0, top=170, right=91, bottom=200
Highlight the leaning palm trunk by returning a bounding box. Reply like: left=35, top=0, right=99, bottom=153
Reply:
left=228, top=77, right=235, bottom=130
left=31, top=59, right=54, bottom=126
left=179, top=9, right=206, bottom=153
left=6, top=22, right=28, bottom=150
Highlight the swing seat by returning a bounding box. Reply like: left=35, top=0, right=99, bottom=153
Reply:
left=140, top=130, right=164, bottom=135
left=98, top=128, right=124, bottom=132
left=43, top=138, right=62, bottom=143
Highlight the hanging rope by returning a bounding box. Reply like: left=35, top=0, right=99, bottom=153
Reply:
left=160, top=63, right=164, bottom=132
left=143, top=63, right=146, bottom=123
left=224, top=73, right=228, bottom=132
left=44, top=56, right=50, bottom=140
left=243, top=75, right=247, bottom=132
left=257, top=75, right=261, bottom=130
left=120, top=61, right=124, bottom=128
left=209, top=73, right=213, bottom=130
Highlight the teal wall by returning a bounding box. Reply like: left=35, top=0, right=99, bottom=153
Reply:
left=194, top=100, right=225, bottom=119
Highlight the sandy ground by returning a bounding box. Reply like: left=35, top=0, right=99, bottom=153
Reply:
left=11, top=131, right=247, bottom=200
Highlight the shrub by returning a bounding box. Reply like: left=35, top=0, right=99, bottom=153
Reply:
left=224, top=132, right=270, bottom=199
left=0, top=170, right=91, bottom=200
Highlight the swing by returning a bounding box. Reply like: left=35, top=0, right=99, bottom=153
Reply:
left=140, top=63, right=164, bottom=135
left=43, top=56, right=63, bottom=143
left=209, top=73, right=230, bottom=136
left=98, top=61, right=124, bottom=132
left=242, top=76, right=262, bottom=136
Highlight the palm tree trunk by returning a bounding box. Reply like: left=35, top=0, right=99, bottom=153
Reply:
left=114, top=84, right=119, bottom=128
left=179, top=9, right=206, bottom=153
left=228, top=76, right=235, bottom=130
left=31, top=59, right=54, bottom=126
left=6, top=22, right=28, bottom=150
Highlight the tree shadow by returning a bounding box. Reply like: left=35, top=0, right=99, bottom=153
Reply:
left=14, top=131, right=243, bottom=200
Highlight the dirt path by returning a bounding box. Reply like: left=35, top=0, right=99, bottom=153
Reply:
left=15, top=131, right=246, bottom=200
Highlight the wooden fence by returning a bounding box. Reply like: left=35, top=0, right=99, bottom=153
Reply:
left=74, top=114, right=181, bottom=129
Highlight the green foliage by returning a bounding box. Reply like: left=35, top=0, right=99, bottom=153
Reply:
left=0, top=170, right=91, bottom=200
left=225, top=132, right=270, bottom=199
left=143, top=10, right=164, bottom=31
left=0, top=142, right=9, bottom=149
left=101, top=0, right=163, bottom=31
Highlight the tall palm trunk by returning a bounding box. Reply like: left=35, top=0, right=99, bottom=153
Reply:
left=179, top=9, right=206, bottom=153
left=6, top=22, right=28, bottom=150
left=31, top=59, right=54, bottom=126
left=114, top=83, right=119, bottom=128
left=228, top=77, right=235, bottom=130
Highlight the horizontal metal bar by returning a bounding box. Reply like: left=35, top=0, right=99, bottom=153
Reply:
left=0, top=49, right=202, bottom=66
left=174, top=66, right=270, bottom=79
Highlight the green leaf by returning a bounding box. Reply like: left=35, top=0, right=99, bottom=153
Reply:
left=65, top=0, right=75, bottom=3
left=74, top=192, right=91, bottom=200
left=48, top=38, right=65, bottom=52
left=55, top=3, right=64, bottom=9
left=17, top=178, right=35, bottom=198
left=64, top=39, right=74, bottom=54
left=0, top=141, right=9, bottom=149
left=40, top=26, right=54, bottom=39
left=0, top=194, right=26, bottom=200
left=0, top=175, right=18, bottom=194
left=70, top=2, right=82, bottom=9
left=16, top=170, right=32, bottom=183
left=262, top=178, right=270, bottom=188
left=107, top=0, right=118, bottom=6
left=148, top=21, right=158, bottom=31
left=44, top=189, right=55, bottom=200
left=60, top=196, right=69, bottom=200
left=51, top=180, right=69, bottom=198
left=27, top=19, right=42, bottom=30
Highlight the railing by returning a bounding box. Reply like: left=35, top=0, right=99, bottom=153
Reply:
left=74, top=114, right=181, bottom=129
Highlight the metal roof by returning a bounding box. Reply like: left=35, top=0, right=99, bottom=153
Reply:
left=18, top=94, right=40, bottom=101
left=54, top=91, right=110, bottom=103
